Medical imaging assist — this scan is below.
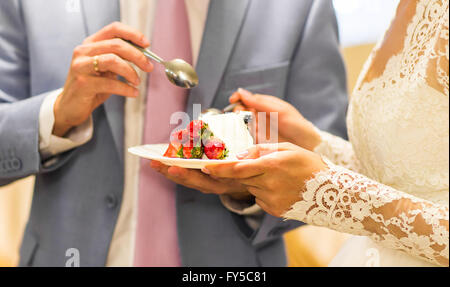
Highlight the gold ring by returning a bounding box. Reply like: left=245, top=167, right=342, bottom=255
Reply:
left=93, top=55, right=100, bottom=73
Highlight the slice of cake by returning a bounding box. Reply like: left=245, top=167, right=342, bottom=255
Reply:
left=163, top=112, right=254, bottom=160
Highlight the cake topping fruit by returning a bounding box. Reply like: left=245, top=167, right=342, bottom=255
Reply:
left=170, top=129, right=189, bottom=144
left=204, top=138, right=228, bottom=160
left=163, top=142, right=183, bottom=158
left=181, top=137, right=203, bottom=159
left=163, top=112, right=254, bottom=160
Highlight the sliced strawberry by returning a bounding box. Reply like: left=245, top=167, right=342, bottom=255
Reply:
left=189, top=120, right=204, bottom=133
left=200, top=124, right=214, bottom=145
left=170, top=129, right=189, bottom=144
left=182, top=145, right=203, bottom=159
left=204, top=138, right=228, bottom=159
left=182, top=138, right=203, bottom=159
left=189, top=120, right=206, bottom=140
left=163, top=142, right=182, bottom=158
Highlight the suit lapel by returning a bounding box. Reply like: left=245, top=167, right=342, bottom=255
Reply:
left=81, top=0, right=124, bottom=162
left=186, top=0, right=250, bottom=116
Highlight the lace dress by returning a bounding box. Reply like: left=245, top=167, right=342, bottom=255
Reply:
left=283, top=0, right=449, bottom=266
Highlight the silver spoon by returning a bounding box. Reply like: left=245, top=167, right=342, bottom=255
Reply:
left=201, top=102, right=253, bottom=127
left=201, top=103, right=240, bottom=115
left=125, top=40, right=199, bottom=89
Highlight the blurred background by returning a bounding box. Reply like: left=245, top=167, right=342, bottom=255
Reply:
left=0, top=0, right=399, bottom=267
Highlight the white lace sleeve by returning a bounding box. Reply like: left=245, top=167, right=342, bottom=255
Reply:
left=313, top=129, right=361, bottom=172
left=283, top=160, right=449, bottom=266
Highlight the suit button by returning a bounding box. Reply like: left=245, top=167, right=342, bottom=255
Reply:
left=105, top=194, right=118, bottom=209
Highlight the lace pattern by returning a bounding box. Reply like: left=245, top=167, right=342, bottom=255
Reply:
left=347, top=0, right=449, bottom=201
left=283, top=160, right=449, bottom=266
left=314, top=129, right=361, bottom=173
left=287, top=0, right=449, bottom=266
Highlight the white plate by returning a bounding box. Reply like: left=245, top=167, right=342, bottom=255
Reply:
left=128, top=144, right=244, bottom=169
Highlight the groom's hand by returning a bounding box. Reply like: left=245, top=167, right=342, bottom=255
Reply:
left=53, top=22, right=154, bottom=137
left=150, top=161, right=253, bottom=201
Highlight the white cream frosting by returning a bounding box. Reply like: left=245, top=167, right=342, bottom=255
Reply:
left=200, top=112, right=254, bottom=159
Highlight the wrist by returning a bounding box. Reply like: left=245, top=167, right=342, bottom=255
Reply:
left=304, top=127, right=322, bottom=151
left=293, top=122, right=322, bottom=151
left=52, top=93, right=73, bottom=137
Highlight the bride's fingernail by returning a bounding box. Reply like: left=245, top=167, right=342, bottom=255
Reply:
left=236, top=150, right=249, bottom=159
left=201, top=167, right=210, bottom=174
left=237, top=88, right=252, bottom=97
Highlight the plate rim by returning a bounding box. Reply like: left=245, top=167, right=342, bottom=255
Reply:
left=128, top=144, right=250, bottom=168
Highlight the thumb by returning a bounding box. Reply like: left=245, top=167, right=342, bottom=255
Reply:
left=230, top=88, right=274, bottom=113
left=236, top=143, right=283, bottom=159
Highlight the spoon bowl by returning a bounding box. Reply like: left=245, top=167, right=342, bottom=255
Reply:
left=164, top=59, right=199, bottom=88
left=125, top=40, right=199, bottom=89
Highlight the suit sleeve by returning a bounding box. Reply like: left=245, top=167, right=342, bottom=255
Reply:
left=250, top=0, right=349, bottom=246
left=0, top=0, right=75, bottom=186
left=285, top=0, right=348, bottom=139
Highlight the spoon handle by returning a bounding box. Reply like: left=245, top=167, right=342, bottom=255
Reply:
left=222, top=102, right=240, bottom=113
left=124, top=40, right=164, bottom=63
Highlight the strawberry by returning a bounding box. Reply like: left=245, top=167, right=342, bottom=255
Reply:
left=170, top=129, right=189, bottom=144
left=189, top=120, right=212, bottom=141
left=189, top=120, right=204, bottom=137
left=204, top=138, right=228, bottom=159
left=163, top=142, right=183, bottom=158
left=182, top=141, right=203, bottom=159
left=200, top=125, right=214, bottom=145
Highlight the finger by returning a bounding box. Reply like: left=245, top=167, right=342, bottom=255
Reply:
left=84, top=21, right=150, bottom=48
left=235, top=144, right=279, bottom=159
left=255, top=197, right=271, bottom=213
left=204, top=160, right=266, bottom=179
left=255, top=197, right=281, bottom=217
left=75, top=54, right=140, bottom=86
left=166, top=166, right=229, bottom=194
left=246, top=186, right=273, bottom=206
left=236, top=143, right=298, bottom=159
left=95, top=54, right=140, bottom=85
left=229, top=88, right=253, bottom=103
left=89, top=76, right=139, bottom=98
left=246, top=186, right=262, bottom=197
left=230, top=88, right=277, bottom=113
left=232, top=104, right=246, bottom=112
left=92, top=72, right=115, bottom=108
left=80, top=38, right=153, bottom=72
left=229, top=91, right=241, bottom=103
left=150, top=160, right=164, bottom=170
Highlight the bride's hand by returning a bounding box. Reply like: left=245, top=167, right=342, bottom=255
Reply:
left=150, top=161, right=252, bottom=201
left=202, top=142, right=327, bottom=217
left=230, top=88, right=322, bottom=151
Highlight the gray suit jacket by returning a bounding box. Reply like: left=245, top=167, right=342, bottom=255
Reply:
left=0, top=0, right=348, bottom=266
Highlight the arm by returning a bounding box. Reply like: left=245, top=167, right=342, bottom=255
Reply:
left=0, top=0, right=49, bottom=186
left=0, top=1, right=91, bottom=186
left=283, top=160, right=449, bottom=266
left=206, top=142, right=449, bottom=265
left=314, top=129, right=361, bottom=172
left=0, top=2, right=152, bottom=186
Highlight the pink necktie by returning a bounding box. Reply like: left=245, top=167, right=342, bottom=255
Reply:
left=134, top=0, right=192, bottom=267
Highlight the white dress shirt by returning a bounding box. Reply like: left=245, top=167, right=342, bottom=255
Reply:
left=38, top=0, right=261, bottom=267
